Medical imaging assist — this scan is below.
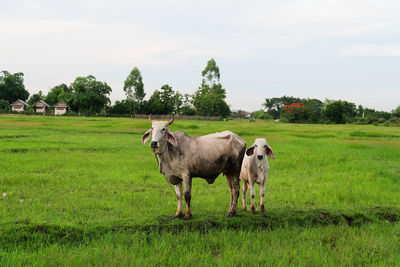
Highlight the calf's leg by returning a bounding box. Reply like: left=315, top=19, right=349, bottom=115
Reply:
left=249, top=178, right=256, bottom=214
left=260, top=182, right=265, bottom=212
left=242, top=181, right=248, bottom=211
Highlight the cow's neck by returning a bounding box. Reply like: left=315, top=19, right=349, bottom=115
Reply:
left=157, top=142, right=180, bottom=176
left=156, top=142, right=169, bottom=174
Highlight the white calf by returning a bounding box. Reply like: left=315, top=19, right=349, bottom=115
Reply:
left=240, top=138, right=275, bottom=213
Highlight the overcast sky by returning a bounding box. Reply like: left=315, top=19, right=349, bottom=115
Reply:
left=1, top=0, right=399, bottom=111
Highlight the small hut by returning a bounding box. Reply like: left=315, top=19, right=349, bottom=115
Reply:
left=34, top=100, right=50, bottom=114
left=54, top=101, right=68, bottom=115
left=10, top=99, right=30, bottom=112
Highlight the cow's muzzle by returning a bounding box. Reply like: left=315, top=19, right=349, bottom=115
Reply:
left=150, top=141, right=159, bottom=148
left=257, top=155, right=263, bottom=160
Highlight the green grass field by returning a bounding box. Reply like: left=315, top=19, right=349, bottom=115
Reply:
left=1, top=115, right=400, bottom=266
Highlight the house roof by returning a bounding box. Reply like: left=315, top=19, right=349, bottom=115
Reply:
left=11, top=99, right=30, bottom=107
left=35, top=100, right=50, bottom=107
left=53, top=101, right=68, bottom=108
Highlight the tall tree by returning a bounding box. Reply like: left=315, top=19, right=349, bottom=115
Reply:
left=146, top=84, right=183, bottom=114
left=0, top=71, right=29, bottom=103
left=70, top=75, right=112, bottom=114
left=45, top=84, right=71, bottom=105
left=147, top=90, right=164, bottom=114
left=124, top=67, right=145, bottom=110
left=193, top=59, right=230, bottom=117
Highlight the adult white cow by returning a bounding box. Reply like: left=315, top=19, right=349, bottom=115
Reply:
left=142, top=115, right=246, bottom=219
left=240, top=138, right=275, bottom=213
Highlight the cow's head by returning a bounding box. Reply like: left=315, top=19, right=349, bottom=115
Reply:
left=246, top=138, right=275, bottom=160
left=142, top=115, right=177, bottom=152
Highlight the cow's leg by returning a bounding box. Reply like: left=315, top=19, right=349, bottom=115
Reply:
left=260, top=181, right=265, bottom=212
left=173, top=182, right=183, bottom=218
left=226, top=175, right=239, bottom=217
left=249, top=176, right=256, bottom=214
left=242, top=181, right=248, bottom=211
left=183, top=177, right=192, bottom=220
left=225, top=175, right=234, bottom=216
left=231, top=175, right=240, bottom=215
left=225, top=175, right=233, bottom=212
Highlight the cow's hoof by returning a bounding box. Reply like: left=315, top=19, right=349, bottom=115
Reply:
left=242, top=207, right=247, bottom=212
left=226, top=212, right=236, bottom=217
left=251, top=206, right=256, bottom=214
left=184, top=214, right=192, bottom=220
left=260, top=204, right=265, bottom=213
left=173, top=213, right=183, bottom=219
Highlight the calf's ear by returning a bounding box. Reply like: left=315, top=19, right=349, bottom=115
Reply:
left=246, top=145, right=255, bottom=156
left=141, top=129, right=152, bottom=144
left=166, top=130, right=177, bottom=147
left=266, top=145, right=275, bottom=159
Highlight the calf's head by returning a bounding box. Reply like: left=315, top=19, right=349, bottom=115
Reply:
left=246, top=138, right=275, bottom=160
left=142, top=115, right=177, bottom=152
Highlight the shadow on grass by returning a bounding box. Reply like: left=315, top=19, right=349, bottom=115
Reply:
left=1, top=207, right=399, bottom=251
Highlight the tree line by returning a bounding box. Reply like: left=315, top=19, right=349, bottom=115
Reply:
left=0, top=59, right=230, bottom=117
left=1, top=60, right=399, bottom=125
left=251, top=96, right=400, bottom=125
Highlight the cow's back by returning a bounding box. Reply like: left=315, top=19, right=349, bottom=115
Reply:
left=171, top=130, right=245, bottom=179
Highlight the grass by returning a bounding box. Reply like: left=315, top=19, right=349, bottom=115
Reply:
left=0, top=115, right=400, bottom=266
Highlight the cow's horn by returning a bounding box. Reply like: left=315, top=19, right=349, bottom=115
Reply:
left=168, top=114, right=174, bottom=125
left=149, top=114, right=154, bottom=123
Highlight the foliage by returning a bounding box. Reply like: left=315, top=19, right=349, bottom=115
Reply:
left=180, top=94, right=195, bottom=115
left=145, top=84, right=183, bottom=114
left=45, top=84, right=71, bottom=106
left=27, top=91, right=45, bottom=106
left=251, top=110, right=271, bottom=120
left=108, top=100, right=133, bottom=115
left=322, top=99, right=357, bottom=124
left=123, top=67, right=145, bottom=111
left=392, top=105, right=400, bottom=118
left=193, top=59, right=230, bottom=117
left=69, top=75, right=112, bottom=114
left=264, top=96, right=394, bottom=125
left=263, top=96, right=302, bottom=119
left=303, top=98, right=323, bottom=123
left=282, top=103, right=305, bottom=123
left=0, top=99, right=10, bottom=112
left=0, top=71, right=29, bottom=103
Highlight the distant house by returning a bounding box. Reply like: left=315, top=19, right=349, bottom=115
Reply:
left=34, top=100, right=50, bottom=114
left=231, top=109, right=251, bottom=118
left=10, top=99, right=30, bottom=112
left=53, top=101, right=68, bottom=115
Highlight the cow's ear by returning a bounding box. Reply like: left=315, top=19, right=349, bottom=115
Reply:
left=166, top=130, right=177, bottom=147
left=246, top=145, right=255, bottom=156
left=266, top=145, right=275, bottom=159
left=141, top=129, right=152, bottom=144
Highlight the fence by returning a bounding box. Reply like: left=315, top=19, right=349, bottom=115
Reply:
left=134, top=114, right=222, bottom=121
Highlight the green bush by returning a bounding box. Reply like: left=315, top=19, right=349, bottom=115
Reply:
left=0, top=99, right=10, bottom=112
